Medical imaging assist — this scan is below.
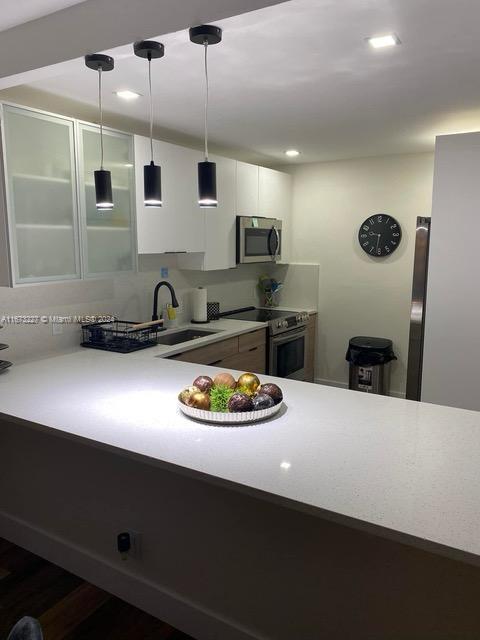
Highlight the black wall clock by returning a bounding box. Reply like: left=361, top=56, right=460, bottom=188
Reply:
left=358, top=214, right=402, bottom=257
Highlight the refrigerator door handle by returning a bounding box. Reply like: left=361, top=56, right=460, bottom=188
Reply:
left=406, top=216, right=431, bottom=401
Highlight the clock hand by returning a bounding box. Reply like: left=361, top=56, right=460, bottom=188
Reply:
left=376, top=235, right=381, bottom=250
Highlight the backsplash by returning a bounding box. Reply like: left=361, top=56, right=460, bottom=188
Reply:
left=0, top=259, right=319, bottom=364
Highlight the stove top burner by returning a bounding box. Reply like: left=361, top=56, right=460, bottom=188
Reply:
left=221, top=307, right=309, bottom=335
left=224, top=308, right=292, bottom=323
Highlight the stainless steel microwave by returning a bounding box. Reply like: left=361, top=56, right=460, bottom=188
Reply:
left=236, top=216, right=282, bottom=264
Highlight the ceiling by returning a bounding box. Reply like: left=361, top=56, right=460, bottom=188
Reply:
left=23, top=0, right=480, bottom=164
left=0, top=0, right=86, bottom=32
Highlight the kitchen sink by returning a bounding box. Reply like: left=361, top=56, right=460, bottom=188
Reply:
left=156, top=329, right=220, bottom=346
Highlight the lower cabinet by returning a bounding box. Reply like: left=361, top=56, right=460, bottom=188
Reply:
left=168, top=329, right=266, bottom=375
left=304, top=313, right=317, bottom=382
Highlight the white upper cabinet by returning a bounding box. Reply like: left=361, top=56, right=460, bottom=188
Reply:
left=236, top=162, right=259, bottom=216
left=77, top=123, right=136, bottom=276
left=135, top=135, right=205, bottom=254
left=203, top=155, right=236, bottom=270
left=258, top=166, right=292, bottom=263
left=179, top=154, right=237, bottom=271
left=1, top=104, right=81, bottom=284
left=0, top=103, right=137, bottom=286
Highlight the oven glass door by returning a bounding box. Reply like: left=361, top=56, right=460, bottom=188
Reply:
left=244, top=227, right=281, bottom=259
left=271, top=329, right=306, bottom=379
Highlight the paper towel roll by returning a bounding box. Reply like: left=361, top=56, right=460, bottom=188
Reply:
left=192, top=287, right=207, bottom=322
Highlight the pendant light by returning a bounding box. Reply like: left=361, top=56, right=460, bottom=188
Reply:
left=134, top=40, right=164, bottom=207
left=85, top=54, right=115, bottom=211
left=189, top=25, right=222, bottom=208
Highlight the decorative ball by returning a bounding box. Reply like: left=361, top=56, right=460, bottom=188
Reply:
left=236, top=372, right=261, bottom=396
left=252, top=393, right=275, bottom=411
left=228, top=392, right=254, bottom=413
left=193, top=375, right=213, bottom=394
left=178, top=386, right=201, bottom=406
left=190, top=392, right=211, bottom=410
left=213, top=372, right=237, bottom=389
left=258, top=383, right=283, bottom=405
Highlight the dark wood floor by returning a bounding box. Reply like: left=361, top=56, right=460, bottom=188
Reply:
left=0, top=537, right=195, bottom=640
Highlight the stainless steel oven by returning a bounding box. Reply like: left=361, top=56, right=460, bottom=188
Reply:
left=236, top=216, right=282, bottom=264
left=269, top=325, right=307, bottom=380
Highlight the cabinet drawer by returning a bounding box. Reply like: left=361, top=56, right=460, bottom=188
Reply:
left=168, top=336, right=239, bottom=365
left=220, top=345, right=266, bottom=375
left=238, top=329, right=266, bottom=353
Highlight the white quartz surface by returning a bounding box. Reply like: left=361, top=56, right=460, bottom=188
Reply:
left=1, top=348, right=480, bottom=563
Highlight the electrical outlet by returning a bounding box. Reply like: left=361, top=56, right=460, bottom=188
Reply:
left=119, top=530, right=141, bottom=559
left=161, top=267, right=169, bottom=278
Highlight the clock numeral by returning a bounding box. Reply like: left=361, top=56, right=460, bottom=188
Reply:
left=392, top=232, right=400, bottom=237
left=377, top=215, right=383, bottom=222
left=377, top=248, right=381, bottom=255
left=369, top=246, right=374, bottom=253
left=369, top=218, right=375, bottom=225
left=363, top=225, right=369, bottom=232
left=384, top=246, right=390, bottom=253
left=385, top=217, right=390, bottom=224
left=390, top=224, right=397, bottom=229
left=362, top=241, right=369, bottom=247
left=391, top=240, right=397, bottom=246
left=360, top=233, right=367, bottom=239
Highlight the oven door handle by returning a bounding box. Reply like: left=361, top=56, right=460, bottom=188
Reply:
left=271, top=327, right=307, bottom=344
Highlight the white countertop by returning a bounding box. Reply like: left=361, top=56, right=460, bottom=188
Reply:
left=1, top=345, right=480, bottom=565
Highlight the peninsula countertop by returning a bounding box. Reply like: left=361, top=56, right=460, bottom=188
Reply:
left=1, top=346, right=480, bottom=565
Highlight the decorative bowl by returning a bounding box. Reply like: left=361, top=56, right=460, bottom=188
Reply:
left=178, top=400, right=283, bottom=425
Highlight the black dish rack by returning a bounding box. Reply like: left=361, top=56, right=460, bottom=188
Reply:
left=81, top=320, right=160, bottom=353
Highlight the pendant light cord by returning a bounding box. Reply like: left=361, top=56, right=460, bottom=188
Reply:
left=98, top=66, right=104, bottom=170
left=148, top=54, right=154, bottom=163
left=204, top=41, right=209, bottom=161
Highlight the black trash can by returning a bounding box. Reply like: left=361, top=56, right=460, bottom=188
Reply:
left=346, top=337, right=396, bottom=395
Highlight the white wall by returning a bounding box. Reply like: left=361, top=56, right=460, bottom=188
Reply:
left=288, top=152, right=435, bottom=396
left=422, top=133, right=480, bottom=411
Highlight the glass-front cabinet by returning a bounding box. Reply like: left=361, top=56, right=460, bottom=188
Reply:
left=0, top=104, right=136, bottom=286
left=1, top=104, right=81, bottom=283
left=77, top=123, right=136, bottom=276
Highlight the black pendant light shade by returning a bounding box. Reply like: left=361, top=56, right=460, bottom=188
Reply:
left=134, top=40, right=164, bottom=208
left=198, top=160, right=217, bottom=207
left=144, top=162, right=162, bottom=207
left=94, top=169, right=113, bottom=210
left=189, top=25, right=222, bottom=208
left=85, top=54, right=115, bottom=211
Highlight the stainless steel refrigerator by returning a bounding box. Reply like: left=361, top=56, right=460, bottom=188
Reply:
left=406, top=216, right=431, bottom=401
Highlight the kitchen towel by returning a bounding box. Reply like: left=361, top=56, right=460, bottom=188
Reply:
left=192, top=287, right=208, bottom=322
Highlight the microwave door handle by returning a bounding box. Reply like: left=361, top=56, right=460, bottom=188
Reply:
left=269, top=226, right=280, bottom=261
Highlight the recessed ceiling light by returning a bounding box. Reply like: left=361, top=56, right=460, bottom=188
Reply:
left=115, top=90, right=141, bottom=100
left=367, top=34, right=401, bottom=49
left=285, top=149, right=300, bottom=157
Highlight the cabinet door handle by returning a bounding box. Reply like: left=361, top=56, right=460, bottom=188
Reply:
left=208, top=359, right=223, bottom=366
left=248, top=347, right=258, bottom=352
